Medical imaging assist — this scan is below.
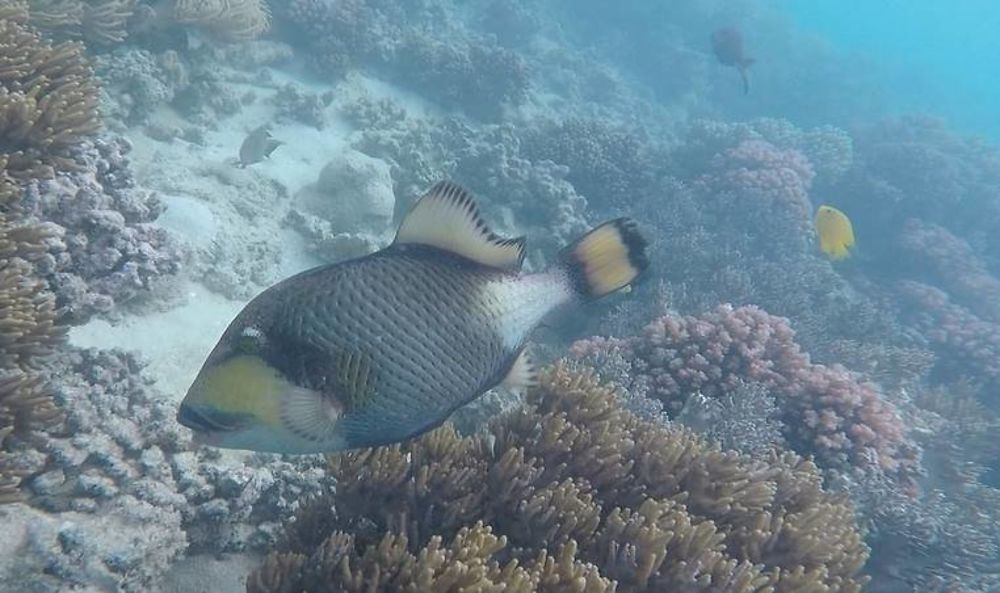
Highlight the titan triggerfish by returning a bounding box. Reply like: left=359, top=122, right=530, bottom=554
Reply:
left=177, top=181, right=649, bottom=454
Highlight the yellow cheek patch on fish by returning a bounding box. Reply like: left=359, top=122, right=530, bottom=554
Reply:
left=185, top=355, right=289, bottom=430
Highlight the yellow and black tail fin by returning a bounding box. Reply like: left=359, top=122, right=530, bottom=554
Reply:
left=558, top=218, right=649, bottom=300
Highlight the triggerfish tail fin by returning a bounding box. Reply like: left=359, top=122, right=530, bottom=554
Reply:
left=558, top=218, right=649, bottom=301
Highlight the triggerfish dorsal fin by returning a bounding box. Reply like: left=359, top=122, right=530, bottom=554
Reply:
left=395, top=180, right=526, bottom=270
left=499, top=347, right=537, bottom=392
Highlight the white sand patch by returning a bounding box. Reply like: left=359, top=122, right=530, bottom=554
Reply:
left=69, top=281, right=244, bottom=401
left=161, top=553, right=261, bottom=593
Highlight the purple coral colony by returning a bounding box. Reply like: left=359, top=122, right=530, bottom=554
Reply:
left=1, top=0, right=998, bottom=591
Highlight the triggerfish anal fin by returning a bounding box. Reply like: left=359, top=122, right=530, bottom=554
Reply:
left=499, top=348, right=537, bottom=392
left=394, top=180, right=526, bottom=270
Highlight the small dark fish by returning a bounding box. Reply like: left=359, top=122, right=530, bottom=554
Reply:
left=711, top=27, right=755, bottom=95
left=177, top=181, right=650, bottom=454
left=238, top=124, right=282, bottom=167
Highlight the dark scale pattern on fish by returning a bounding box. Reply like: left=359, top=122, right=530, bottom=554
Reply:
left=251, top=244, right=516, bottom=447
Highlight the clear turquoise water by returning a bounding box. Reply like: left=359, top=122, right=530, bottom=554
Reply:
left=781, top=0, right=1000, bottom=139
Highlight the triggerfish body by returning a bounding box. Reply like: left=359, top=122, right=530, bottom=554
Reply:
left=711, top=27, right=755, bottom=95
left=177, top=181, right=649, bottom=454
left=815, top=204, right=855, bottom=260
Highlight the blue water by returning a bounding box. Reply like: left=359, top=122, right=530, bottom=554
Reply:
left=781, top=0, right=1000, bottom=139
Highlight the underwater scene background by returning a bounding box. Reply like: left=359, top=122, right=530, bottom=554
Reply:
left=1, top=0, right=998, bottom=591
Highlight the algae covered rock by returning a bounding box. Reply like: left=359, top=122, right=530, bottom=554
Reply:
left=306, top=149, right=397, bottom=236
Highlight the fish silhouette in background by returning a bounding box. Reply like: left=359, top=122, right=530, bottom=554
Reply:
left=711, top=27, right=755, bottom=95
left=238, top=124, right=282, bottom=167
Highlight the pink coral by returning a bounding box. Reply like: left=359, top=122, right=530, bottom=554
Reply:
left=704, top=139, right=815, bottom=232
left=683, top=139, right=818, bottom=260
left=571, top=304, right=918, bottom=478
left=898, top=218, right=1000, bottom=323
left=896, top=280, right=1000, bottom=386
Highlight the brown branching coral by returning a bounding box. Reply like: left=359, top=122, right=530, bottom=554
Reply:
left=249, top=365, right=870, bottom=593
left=0, top=216, right=64, bottom=502
left=24, top=0, right=136, bottom=45
left=0, top=11, right=84, bottom=504
left=0, top=15, right=100, bottom=182
left=172, top=0, right=270, bottom=42
left=0, top=1, right=29, bottom=23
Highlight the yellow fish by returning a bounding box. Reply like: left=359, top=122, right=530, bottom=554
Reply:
left=815, top=205, right=855, bottom=260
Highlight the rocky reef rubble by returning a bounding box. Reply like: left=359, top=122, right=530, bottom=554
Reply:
left=0, top=348, right=333, bottom=593
left=19, top=135, right=183, bottom=323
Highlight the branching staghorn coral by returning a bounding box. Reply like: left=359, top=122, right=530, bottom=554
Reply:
left=0, top=1, right=29, bottom=23
left=0, top=10, right=94, bottom=504
left=0, top=15, right=100, bottom=182
left=248, top=365, right=870, bottom=593
left=172, top=0, right=270, bottom=42
left=25, top=0, right=136, bottom=45
left=0, top=216, right=64, bottom=503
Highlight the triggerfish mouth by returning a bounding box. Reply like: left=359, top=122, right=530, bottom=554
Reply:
left=177, top=181, right=649, bottom=454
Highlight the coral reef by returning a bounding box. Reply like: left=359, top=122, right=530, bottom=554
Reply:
left=354, top=115, right=591, bottom=263
left=272, top=83, right=333, bottom=129
left=19, top=135, right=182, bottom=323
left=0, top=7, right=95, bottom=505
left=392, top=32, right=531, bottom=119
left=24, top=0, right=137, bottom=45
left=291, top=149, right=396, bottom=260
left=570, top=305, right=919, bottom=480
left=94, top=48, right=190, bottom=125
left=0, top=14, right=100, bottom=183
left=520, top=116, right=658, bottom=211
left=248, top=365, right=870, bottom=593
left=172, top=0, right=271, bottom=42
left=140, top=154, right=288, bottom=300
left=0, top=347, right=335, bottom=592
left=696, top=139, right=816, bottom=251
left=277, top=0, right=530, bottom=119
left=897, top=218, right=1000, bottom=324
left=895, top=280, right=1000, bottom=388
left=830, top=382, right=1000, bottom=592
left=0, top=227, right=63, bottom=486
left=834, top=115, right=1000, bottom=240
left=590, top=116, right=900, bottom=359
left=672, top=380, right=787, bottom=457
left=678, top=118, right=854, bottom=185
